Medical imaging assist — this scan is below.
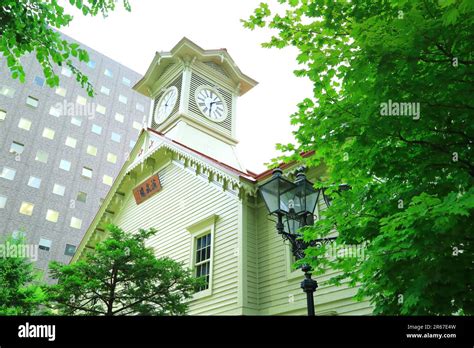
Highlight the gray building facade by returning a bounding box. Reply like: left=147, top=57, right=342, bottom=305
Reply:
left=0, top=33, right=150, bottom=280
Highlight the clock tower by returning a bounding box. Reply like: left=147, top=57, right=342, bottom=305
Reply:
left=133, top=38, right=257, bottom=171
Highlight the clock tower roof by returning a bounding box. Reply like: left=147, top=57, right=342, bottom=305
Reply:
left=133, top=37, right=258, bottom=97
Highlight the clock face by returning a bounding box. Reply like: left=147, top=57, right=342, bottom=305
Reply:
left=195, top=86, right=227, bottom=122
left=154, top=86, right=178, bottom=124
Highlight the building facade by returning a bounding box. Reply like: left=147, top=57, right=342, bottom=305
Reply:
left=72, top=38, right=373, bottom=315
left=0, top=33, right=150, bottom=280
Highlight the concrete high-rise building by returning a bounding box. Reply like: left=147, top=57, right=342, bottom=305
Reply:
left=0, top=33, right=150, bottom=280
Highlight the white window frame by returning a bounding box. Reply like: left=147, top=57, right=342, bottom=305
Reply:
left=186, top=214, right=217, bottom=300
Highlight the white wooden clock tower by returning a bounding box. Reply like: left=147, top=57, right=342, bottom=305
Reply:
left=134, top=38, right=258, bottom=171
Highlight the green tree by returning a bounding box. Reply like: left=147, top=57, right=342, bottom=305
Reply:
left=46, top=225, right=200, bottom=316
left=0, top=235, right=47, bottom=315
left=0, top=0, right=131, bottom=96
left=244, top=0, right=474, bottom=315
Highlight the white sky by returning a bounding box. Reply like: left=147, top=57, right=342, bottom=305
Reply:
left=60, top=0, right=313, bottom=173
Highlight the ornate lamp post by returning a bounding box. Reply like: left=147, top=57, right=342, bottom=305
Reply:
left=259, top=167, right=339, bottom=316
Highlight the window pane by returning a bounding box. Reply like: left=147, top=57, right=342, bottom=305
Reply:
left=70, top=217, right=82, bottom=229
left=100, top=86, right=110, bottom=95
left=76, top=95, right=87, bottom=105
left=59, top=160, right=71, bottom=171
left=122, top=77, right=131, bottom=86
left=104, top=69, right=113, bottom=77
left=26, top=96, right=39, bottom=108
left=107, top=153, right=117, bottom=164
left=71, top=117, right=82, bottom=127
left=86, top=145, right=98, bottom=156
left=103, top=175, right=113, bottom=186
left=0, top=195, right=7, bottom=209
left=55, top=87, right=67, bottom=97
left=136, top=103, right=144, bottom=112
left=133, top=121, right=142, bottom=130
left=34, top=76, right=45, bottom=87
left=49, top=106, right=61, bottom=117
left=87, top=60, right=96, bottom=69
left=35, top=150, right=48, bottom=163
left=96, top=104, right=106, bottom=115
left=82, top=167, right=93, bottom=178
left=10, top=141, right=24, bottom=154
left=91, top=124, right=102, bottom=135
left=118, top=95, right=127, bottom=104
left=42, top=127, right=55, bottom=140
left=115, top=113, right=124, bottom=123
left=61, top=66, right=72, bottom=77
left=65, top=136, right=77, bottom=148
left=111, top=132, right=121, bottom=143
left=19, top=202, right=34, bottom=216
left=46, top=209, right=59, bottom=222
left=18, top=118, right=32, bottom=131
left=52, top=184, right=65, bottom=196
left=27, top=176, right=41, bottom=189
left=0, top=85, right=15, bottom=98
left=64, top=244, right=76, bottom=256
left=0, top=109, right=6, bottom=121
left=39, top=238, right=52, bottom=251
left=0, top=167, right=16, bottom=180
left=76, top=191, right=87, bottom=203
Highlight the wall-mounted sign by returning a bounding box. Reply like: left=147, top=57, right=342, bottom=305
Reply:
left=133, top=174, right=162, bottom=205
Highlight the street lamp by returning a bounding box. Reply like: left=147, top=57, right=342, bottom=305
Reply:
left=259, top=167, right=339, bottom=316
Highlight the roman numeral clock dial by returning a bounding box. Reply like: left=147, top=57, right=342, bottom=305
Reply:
left=195, top=86, right=227, bottom=122
left=154, top=86, right=178, bottom=124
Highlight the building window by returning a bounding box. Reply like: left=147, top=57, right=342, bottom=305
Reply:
left=56, top=86, right=67, bottom=97
left=39, top=238, right=52, bottom=251
left=0, top=195, right=7, bottom=209
left=87, top=60, right=96, bottom=69
left=35, top=150, right=48, bottom=163
left=114, top=112, right=124, bottom=123
left=76, top=191, right=87, bottom=203
left=26, top=96, right=39, bottom=108
left=100, top=86, right=110, bottom=95
left=76, top=95, right=87, bottom=105
left=86, top=145, right=98, bottom=156
left=52, top=183, right=65, bottom=196
left=111, top=132, right=121, bottom=143
left=103, top=175, right=113, bottom=186
left=34, top=76, right=45, bottom=87
left=70, top=217, right=82, bottom=229
left=65, top=136, right=77, bottom=148
left=45, top=209, right=59, bottom=223
left=27, top=176, right=41, bottom=189
left=0, top=86, right=15, bottom=98
left=49, top=106, right=61, bottom=117
left=195, top=233, right=212, bottom=291
left=0, top=109, right=6, bottom=121
left=118, top=95, right=127, bottom=104
left=42, top=127, right=55, bottom=140
left=12, top=230, right=26, bottom=239
left=104, top=68, right=113, bottom=78
left=0, top=167, right=16, bottom=181
left=133, top=121, right=142, bottom=131
left=71, top=117, right=82, bottom=127
left=82, top=167, right=93, bottom=179
left=96, top=104, right=106, bottom=115
left=61, top=66, right=72, bottom=77
left=130, top=140, right=136, bottom=148
left=19, top=201, right=34, bottom=216
left=91, top=124, right=102, bottom=135
left=59, top=159, right=72, bottom=172
left=122, top=77, right=131, bottom=86
left=106, top=153, right=117, bottom=164
left=136, top=103, right=144, bottom=112
left=10, top=141, right=24, bottom=154
left=18, top=118, right=32, bottom=131
left=64, top=244, right=76, bottom=256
